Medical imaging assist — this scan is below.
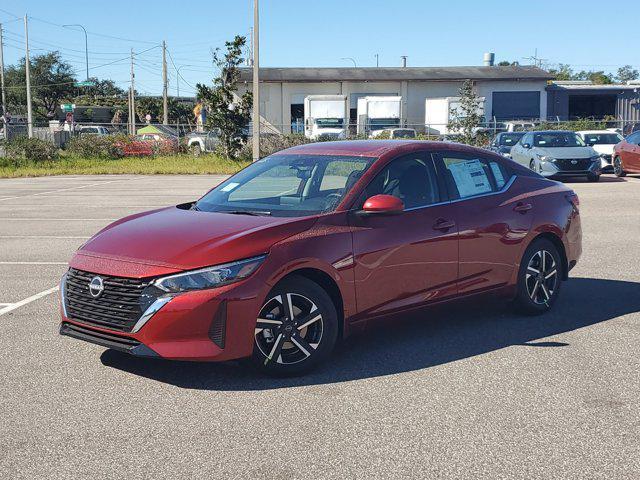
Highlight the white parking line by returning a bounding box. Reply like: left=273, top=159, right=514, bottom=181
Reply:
left=0, top=235, right=90, bottom=239
left=0, top=218, right=116, bottom=221
left=0, top=286, right=59, bottom=317
left=0, top=179, right=139, bottom=202
left=0, top=262, right=68, bottom=265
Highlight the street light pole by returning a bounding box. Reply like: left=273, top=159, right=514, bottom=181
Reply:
left=340, top=57, right=357, bottom=67
left=252, top=0, right=260, bottom=162
left=24, top=15, right=33, bottom=138
left=175, top=65, right=193, bottom=98
left=63, top=24, right=89, bottom=81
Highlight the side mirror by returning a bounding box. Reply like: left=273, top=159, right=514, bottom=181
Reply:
left=522, top=143, right=531, bottom=149
left=359, top=194, right=404, bottom=215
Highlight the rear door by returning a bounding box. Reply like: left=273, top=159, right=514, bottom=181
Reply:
left=349, top=151, right=458, bottom=318
left=434, top=150, right=533, bottom=295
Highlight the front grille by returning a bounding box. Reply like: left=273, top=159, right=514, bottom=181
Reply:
left=64, top=268, right=148, bottom=332
left=555, top=158, right=592, bottom=171
left=60, top=322, right=141, bottom=352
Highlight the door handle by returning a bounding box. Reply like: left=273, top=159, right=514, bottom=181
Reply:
left=433, top=218, right=455, bottom=231
left=513, top=202, right=533, bottom=213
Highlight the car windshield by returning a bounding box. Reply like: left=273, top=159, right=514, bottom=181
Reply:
left=316, top=118, right=344, bottom=128
left=195, top=154, right=375, bottom=217
left=497, top=132, right=525, bottom=146
left=583, top=133, right=623, bottom=145
left=533, top=132, right=584, bottom=147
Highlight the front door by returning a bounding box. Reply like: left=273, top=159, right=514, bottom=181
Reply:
left=350, top=151, right=458, bottom=319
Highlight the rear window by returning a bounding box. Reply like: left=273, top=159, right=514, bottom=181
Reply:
left=442, top=155, right=512, bottom=199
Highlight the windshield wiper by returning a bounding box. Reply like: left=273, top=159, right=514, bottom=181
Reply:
left=222, top=210, right=272, bottom=216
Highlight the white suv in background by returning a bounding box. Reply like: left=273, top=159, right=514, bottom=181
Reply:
left=576, top=130, right=624, bottom=173
left=510, top=130, right=602, bottom=182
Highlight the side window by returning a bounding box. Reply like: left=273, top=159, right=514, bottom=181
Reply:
left=358, top=153, right=440, bottom=209
left=441, top=154, right=512, bottom=199
left=626, top=132, right=640, bottom=145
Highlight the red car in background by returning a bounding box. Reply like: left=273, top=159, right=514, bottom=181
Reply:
left=613, top=131, right=640, bottom=176
left=59, top=141, right=582, bottom=375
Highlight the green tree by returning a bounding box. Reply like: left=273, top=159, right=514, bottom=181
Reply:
left=616, top=65, right=639, bottom=83
left=548, top=63, right=574, bottom=81
left=447, top=80, right=484, bottom=146
left=84, top=77, right=126, bottom=97
left=135, top=96, right=161, bottom=123
left=497, top=60, right=519, bottom=66
left=196, top=35, right=252, bottom=159
left=5, top=52, right=76, bottom=119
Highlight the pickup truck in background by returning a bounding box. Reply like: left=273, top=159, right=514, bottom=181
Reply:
left=187, top=130, right=220, bottom=155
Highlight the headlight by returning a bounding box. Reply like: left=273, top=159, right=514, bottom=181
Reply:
left=152, top=255, right=266, bottom=294
left=537, top=154, right=555, bottom=163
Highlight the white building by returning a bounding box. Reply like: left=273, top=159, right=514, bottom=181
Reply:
left=238, top=65, right=551, bottom=134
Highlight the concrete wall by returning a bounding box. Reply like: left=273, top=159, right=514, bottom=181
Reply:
left=239, top=78, right=549, bottom=133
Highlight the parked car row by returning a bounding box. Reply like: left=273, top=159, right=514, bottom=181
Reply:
left=489, top=129, right=640, bottom=181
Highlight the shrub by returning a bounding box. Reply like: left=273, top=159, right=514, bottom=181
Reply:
left=66, top=134, right=125, bottom=158
left=4, top=136, right=58, bottom=162
left=238, top=133, right=311, bottom=160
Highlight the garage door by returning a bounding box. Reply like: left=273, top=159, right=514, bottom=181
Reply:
left=492, top=91, right=540, bottom=120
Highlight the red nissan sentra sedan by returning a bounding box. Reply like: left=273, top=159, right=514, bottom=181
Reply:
left=59, top=141, right=582, bottom=375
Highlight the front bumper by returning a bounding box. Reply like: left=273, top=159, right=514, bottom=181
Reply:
left=538, top=159, right=601, bottom=178
left=59, top=272, right=269, bottom=362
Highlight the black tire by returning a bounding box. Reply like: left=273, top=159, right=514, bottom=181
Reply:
left=251, top=275, right=339, bottom=376
left=529, top=159, right=536, bottom=171
left=190, top=143, right=202, bottom=156
left=613, top=156, right=626, bottom=177
left=513, top=238, right=563, bottom=315
left=587, top=173, right=600, bottom=182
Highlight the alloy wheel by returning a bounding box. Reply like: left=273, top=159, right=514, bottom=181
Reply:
left=614, top=157, right=623, bottom=176
left=255, top=293, right=324, bottom=365
left=525, top=250, right=558, bottom=305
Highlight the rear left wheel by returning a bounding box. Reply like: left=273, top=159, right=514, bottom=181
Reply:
left=251, top=276, right=338, bottom=376
left=513, top=238, right=563, bottom=315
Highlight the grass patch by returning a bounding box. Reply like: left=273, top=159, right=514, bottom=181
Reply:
left=0, top=154, right=249, bottom=178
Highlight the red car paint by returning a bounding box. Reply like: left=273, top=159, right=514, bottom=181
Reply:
left=613, top=134, right=640, bottom=174
left=60, top=140, right=582, bottom=361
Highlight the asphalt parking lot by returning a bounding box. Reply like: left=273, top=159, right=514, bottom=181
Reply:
left=1, top=174, right=639, bottom=479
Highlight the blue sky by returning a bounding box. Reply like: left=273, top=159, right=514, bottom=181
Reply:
left=1, top=0, right=638, bottom=97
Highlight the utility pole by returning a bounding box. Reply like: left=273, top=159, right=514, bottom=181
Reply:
left=129, top=48, right=135, bottom=135
left=24, top=15, right=33, bottom=138
left=0, top=23, right=7, bottom=139
left=252, top=0, right=260, bottom=161
left=162, top=41, right=168, bottom=125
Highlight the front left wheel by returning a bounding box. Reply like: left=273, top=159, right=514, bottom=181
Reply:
left=251, top=276, right=338, bottom=376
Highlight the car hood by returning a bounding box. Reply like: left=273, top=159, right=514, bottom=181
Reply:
left=536, top=146, right=597, bottom=159
left=590, top=144, right=614, bottom=155
left=72, top=206, right=317, bottom=275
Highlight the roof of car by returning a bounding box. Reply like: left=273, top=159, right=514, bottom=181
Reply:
left=576, top=130, right=619, bottom=134
left=528, top=130, right=576, bottom=134
left=279, top=140, right=491, bottom=157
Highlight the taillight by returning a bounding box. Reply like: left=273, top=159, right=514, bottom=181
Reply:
left=566, top=192, right=580, bottom=212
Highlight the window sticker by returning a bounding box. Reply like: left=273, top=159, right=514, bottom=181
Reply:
left=447, top=159, right=492, bottom=198
left=489, top=162, right=506, bottom=189
left=220, top=182, right=240, bottom=192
